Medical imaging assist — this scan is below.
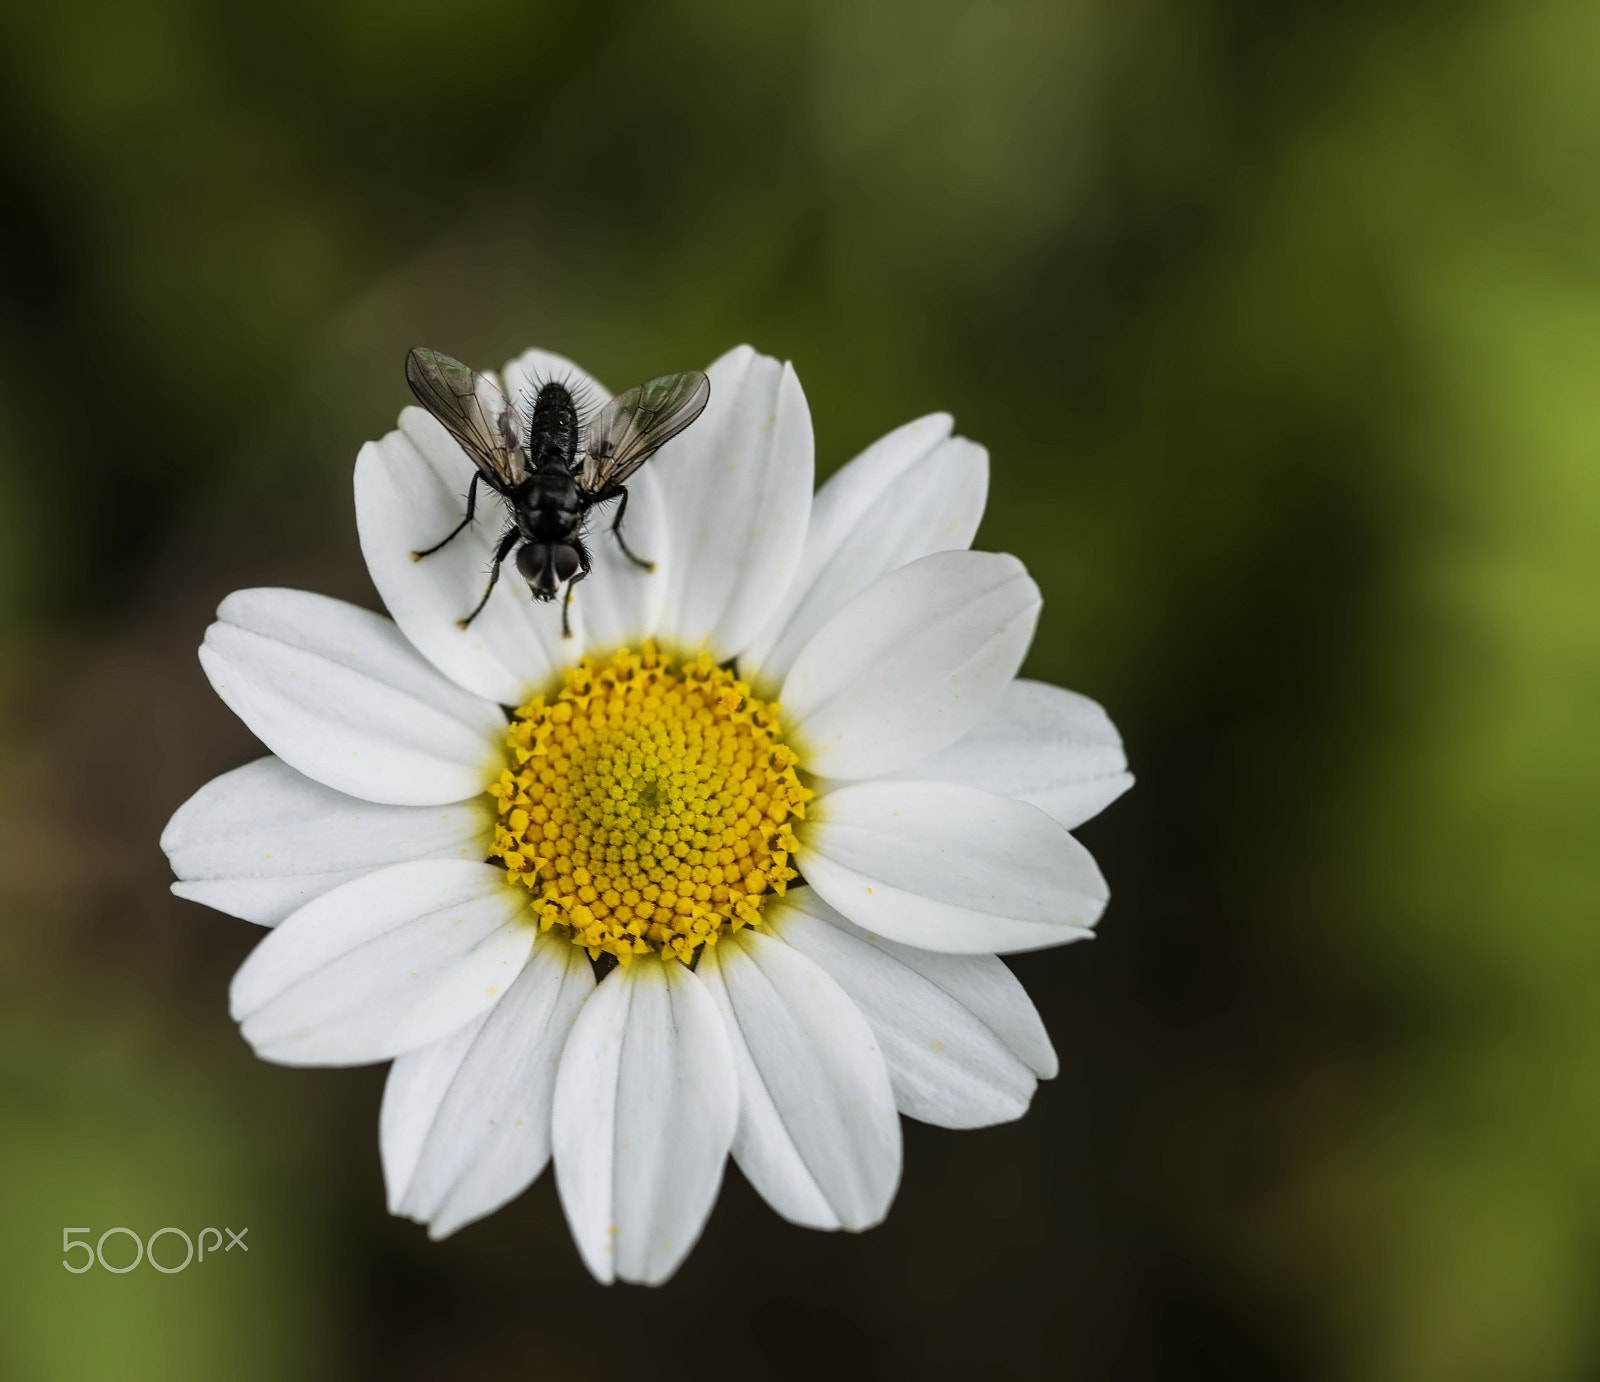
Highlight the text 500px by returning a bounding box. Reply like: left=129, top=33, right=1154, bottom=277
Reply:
left=62, top=1226, right=247, bottom=1273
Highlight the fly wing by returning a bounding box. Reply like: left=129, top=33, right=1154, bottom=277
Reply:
left=581, top=370, right=710, bottom=493
left=405, top=347, right=527, bottom=488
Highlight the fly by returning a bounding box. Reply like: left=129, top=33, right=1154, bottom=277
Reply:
left=403, top=347, right=711, bottom=638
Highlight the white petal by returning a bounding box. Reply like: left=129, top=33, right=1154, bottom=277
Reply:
left=700, top=930, right=899, bottom=1230
left=381, top=932, right=594, bottom=1238
left=355, top=412, right=573, bottom=707
left=551, top=957, right=737, bottom=1285
left=162, top=756, right=492, bottom=926
left=770, top=887, right=1057, bottom=1129
left=380, top=1012, right=486, bottom=1215
left=574, top=464, right=671, bottom=654
left=694, top=952, right=836, bottom=1231
left=650, top=345, right=813, bottom=659
left=799, top=780, right=1106, bottom=954
left=780, top=550, right=1041, bottom=780
left=741, top=415, right=988, bottom=687
left=229, top=860, right=534, bottom=1066
left=889, top=678, right=1132, bottom=829
left=200, top=588, right=506, bottom=806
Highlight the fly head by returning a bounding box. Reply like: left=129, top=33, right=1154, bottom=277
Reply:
left=516, top=541, right=582, bottom=600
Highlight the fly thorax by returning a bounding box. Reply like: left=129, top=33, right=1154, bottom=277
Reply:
left=518, top=474, right=583, bottom=539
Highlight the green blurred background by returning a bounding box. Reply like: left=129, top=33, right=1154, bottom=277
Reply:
left=2, top=0, right=1598, bottom=1377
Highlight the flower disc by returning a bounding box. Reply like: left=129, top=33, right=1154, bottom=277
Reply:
left=489, top=644, right=810, bottom=963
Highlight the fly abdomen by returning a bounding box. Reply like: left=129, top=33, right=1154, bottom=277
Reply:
left=525, top=381, right=581, bottom=473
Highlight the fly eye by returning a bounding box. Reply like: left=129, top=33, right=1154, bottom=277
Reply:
left=515, top=543, right=549, bottom=587
left=552, top=545, right=581, bottom=583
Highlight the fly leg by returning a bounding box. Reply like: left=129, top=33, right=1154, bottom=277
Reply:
left=459, top=526, right=518, bottom=629
left=413, top=473, right=481, bottom=560
left=608, top=487, right=655, bottom=572
left=560, top=540, right=593, bottom=640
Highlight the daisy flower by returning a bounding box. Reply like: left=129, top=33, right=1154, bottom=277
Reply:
left=162, top=344, right=1131, bottom=1284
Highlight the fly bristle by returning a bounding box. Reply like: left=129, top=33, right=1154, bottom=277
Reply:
left=518, top=363, right=599, bottom=435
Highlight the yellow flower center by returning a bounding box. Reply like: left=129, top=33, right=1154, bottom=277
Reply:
left=488, top=644, right=810, bottom=965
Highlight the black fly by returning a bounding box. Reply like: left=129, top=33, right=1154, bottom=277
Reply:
left=403, top=347, right=711, bottom=638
